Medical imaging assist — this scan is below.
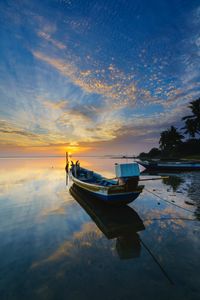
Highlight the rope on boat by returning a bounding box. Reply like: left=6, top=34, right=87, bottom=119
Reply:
left=139, top=176, right=169, bottom=181
left=143, top=217, right=195, bottom=222
left=144, top=188, right=194, bottom=213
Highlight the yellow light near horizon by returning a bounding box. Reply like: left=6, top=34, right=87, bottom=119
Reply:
left=0, top=143, right=92, bottom=157
left=65, top=146, right=79, bottom=155
left=62, top=145, right=91, bottom=156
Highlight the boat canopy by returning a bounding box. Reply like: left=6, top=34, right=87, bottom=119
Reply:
left=115, top=163, right=140, bottom=178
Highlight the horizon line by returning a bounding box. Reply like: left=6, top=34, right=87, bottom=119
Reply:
left=0, top=154, right=137, bottom=159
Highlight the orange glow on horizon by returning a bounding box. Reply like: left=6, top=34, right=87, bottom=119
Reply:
left=62, top=145, right=92, bottom=156
left=0, top=144, right=92, bottom=157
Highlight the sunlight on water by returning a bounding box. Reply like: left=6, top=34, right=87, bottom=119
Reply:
left=0, top=158, right=200, bottom=300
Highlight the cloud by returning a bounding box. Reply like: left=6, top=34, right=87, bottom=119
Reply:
left=0, top=92, right=125, bottom=148
left=55, top=109, right=124, bottom=142
left=37, top=31, right=66, bottom=49
left=0, top=119, right=38, bottom=137
left=64, top=16, right=91, bottom=34
left=32, top=51, right=137, bottom=108
left=42, top=99, right=68, bottom=110
left=103, top=104, right=190, bottom=150
left=0, top=120, right=47, bottom=147
left=192, top=5, right=200, bottom=25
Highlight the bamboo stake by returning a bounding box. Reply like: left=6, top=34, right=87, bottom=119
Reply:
left=139, top=176, right=169, bottom=181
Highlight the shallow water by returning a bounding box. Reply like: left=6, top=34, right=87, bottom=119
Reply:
left=0, top=157, right=200, bottom=300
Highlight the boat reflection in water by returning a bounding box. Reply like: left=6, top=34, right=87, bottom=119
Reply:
left=70, top=184, right=145, bottom=259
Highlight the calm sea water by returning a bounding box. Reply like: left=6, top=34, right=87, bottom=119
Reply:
left=0, top=157, right=200, bottom=300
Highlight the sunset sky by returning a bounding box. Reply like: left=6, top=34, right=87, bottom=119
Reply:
left=0, top=0, right=200, bottom=156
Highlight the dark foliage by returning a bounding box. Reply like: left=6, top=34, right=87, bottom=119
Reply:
left=159, top=126, right=183, bottom=153
left=182, top=98, right=200, bottom=138
left=139, top=98, right=200, bottom=159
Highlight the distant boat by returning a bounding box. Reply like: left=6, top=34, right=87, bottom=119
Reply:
left=137, top=160, right=200, bottom=172
left=70, top=184, right=145, bottom=259
left=69, top=162, right=144, bottom=205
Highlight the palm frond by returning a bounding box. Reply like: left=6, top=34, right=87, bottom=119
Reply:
left=182, top=115, right=194, bottom=120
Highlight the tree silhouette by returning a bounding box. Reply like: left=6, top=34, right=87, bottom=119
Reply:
left=182, top=98, right=200, bottom=138
left=159, top=126, right=184, bottom=152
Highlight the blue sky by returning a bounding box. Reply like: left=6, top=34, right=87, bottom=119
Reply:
left=0, top=0, right=200, bottom=155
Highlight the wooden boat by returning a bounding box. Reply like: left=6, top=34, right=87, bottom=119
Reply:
left=138, top=160, right=200, bottom=172
left=70, top=184, right=145, bottom=259
left=69, top=162, right=144, bottom=205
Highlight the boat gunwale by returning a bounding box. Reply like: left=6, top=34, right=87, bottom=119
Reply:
left=138, top=160, right=200, bottom=169
left=69, top=165, right=144, bottom=204
left=70, top=173, right=111, bottom=189
left=71, top=173, right=144, bottom=195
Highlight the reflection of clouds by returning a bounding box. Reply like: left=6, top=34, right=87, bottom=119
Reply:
left=143, top=206, right=188, bottom=230
left=0, top=171, right=39, bottom=195
left=0, top=161, right=70, bottom=207
left=29, top=174, right=200, bottom=300
left=31, top=222, right=105, bottom=269
left=38, top=189, right=75, bottom=220
left=0, top=158, right=200, bottom=299
left=39, top=205, right=67, bottom=218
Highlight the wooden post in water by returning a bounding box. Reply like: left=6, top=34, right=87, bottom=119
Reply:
left=65, top=152, right=69, bottom=186
left=65, top=152, right=69, bottom=172
left=66, top=151, right=69, bottom=164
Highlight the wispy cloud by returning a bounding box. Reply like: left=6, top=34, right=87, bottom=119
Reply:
left=0, top=120, right=44, bottom=146
left=42, top=99, right=68, bottom=110
left=37, top=31, right=66, bottom=49
left=32, top=51, right=137, bottom=108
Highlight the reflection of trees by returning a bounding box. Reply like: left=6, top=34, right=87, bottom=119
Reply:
left=162, top=175, right=184, bottom=192
left=186, top=173, right=200, bottom=220
left=162, top=173, right=200, bottom=220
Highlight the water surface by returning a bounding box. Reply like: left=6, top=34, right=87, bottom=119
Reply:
left=0, top=158, right=200, bottom=300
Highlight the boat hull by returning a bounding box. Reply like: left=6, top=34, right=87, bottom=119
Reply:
left=70, top=184, right=145, bottom=239
left=78, top=187, right=141, bottom=205
left=70, top=174, right=143, bottom=205
left=138, top=161, right=200, bottom=172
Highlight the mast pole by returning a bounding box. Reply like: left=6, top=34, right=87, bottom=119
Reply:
left=66, top=151, right=69, bottom=165
left=65, top=152, right=69, bottom=173
left=65, top=152, right=69, bottom=186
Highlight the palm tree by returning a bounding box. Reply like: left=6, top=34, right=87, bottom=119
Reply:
left=182, top=119, right=197, bottom=138
left=159, top=126, right=184, bottom=152
left=182, top=98, right=200, bottom=138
